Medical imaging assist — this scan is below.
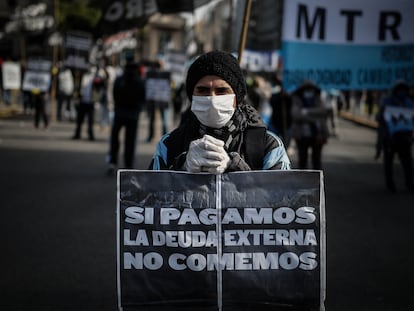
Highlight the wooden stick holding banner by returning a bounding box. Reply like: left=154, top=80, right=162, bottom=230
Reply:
left=237, top=0, right=252, bottom=65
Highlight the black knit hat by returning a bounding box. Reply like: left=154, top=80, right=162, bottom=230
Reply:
left=186, top=50, right=247, bottom=104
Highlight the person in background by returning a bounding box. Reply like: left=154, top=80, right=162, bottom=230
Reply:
left=72, top=67, right=95, bottom=141
left=32, top=89, right=48, bottom=129
left=106, top=57, right=146, bottom=175
left=56, top=65, right=74, bottom=121
left=92, top=60, right=110, bottom=130
left=171, top=81, right=186, bottom=128
left=145, top=61, right=169, bottom=143
left=246, top=74, right=266, bottom=112
left=269, top=77, right=292, bottom=149
left=291, top=80, right=331, bottom=170
left=375, top=80, right=414, bottom=193
left=148, top=50, right=290, bottom=173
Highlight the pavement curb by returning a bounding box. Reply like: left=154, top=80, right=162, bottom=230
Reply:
left=339, top=110, right=378, bottom=129
left=0, top=106, right=22, bottom=119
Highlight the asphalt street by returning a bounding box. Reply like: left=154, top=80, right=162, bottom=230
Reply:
left=0, top=112, right=414, bottom=310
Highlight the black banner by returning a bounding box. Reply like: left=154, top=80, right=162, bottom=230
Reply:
left=97, top=0, right=157, bottom=36
left=117, top=170, right=326, bottom=310
left=156, top=0, right=211, bottom=13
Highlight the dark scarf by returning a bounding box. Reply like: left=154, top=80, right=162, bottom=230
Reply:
left=199, top=104, right=263, bottom=153
left=165, top=104, right=264, bottom=167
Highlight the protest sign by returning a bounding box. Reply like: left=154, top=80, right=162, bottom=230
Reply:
left=22, top=59, right=52, bottom=92
left=145, top=71, right=171, bottom=103
left=63, top=32, right=92, bottom=71
left=281, top=0, right=414, bottom=91
left=163, top=51, right=187, bottom=85
left=384, top=106, right=414, bottom=135
left=2, top=62, right=21, bottom=90
left=103, top=29, right=137, bottom=57
left=117, top=170, right=326, bottom=310
left=240, top=49, right=280, bottom=73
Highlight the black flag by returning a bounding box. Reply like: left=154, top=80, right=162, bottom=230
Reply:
left=156, top=0, right=210, bottom=13
left=97, top=0, right=157, bottom=35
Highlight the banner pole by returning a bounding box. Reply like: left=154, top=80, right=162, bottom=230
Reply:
left=237, top=0, right=252, bottom=65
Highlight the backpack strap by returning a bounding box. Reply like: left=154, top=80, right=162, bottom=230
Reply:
left=244, top=127, right=266, bottom=170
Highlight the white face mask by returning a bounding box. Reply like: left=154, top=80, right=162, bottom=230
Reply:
left=191, top=94, right=236, bottom=128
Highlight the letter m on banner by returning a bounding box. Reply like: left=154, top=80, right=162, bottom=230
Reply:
left=296, top=4, right=326, bottom=40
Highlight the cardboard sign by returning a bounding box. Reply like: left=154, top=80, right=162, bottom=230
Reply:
left=117, top=170, right=326, bottom=310
left=145, top=71, right=171, bottom=103
left=64, top=32, right=92, bottom=71
left=2, top=62, right=21, bottom=90
left=21, top=58, right=52, bottom=92
left=384, top=106, right=414, bottom=135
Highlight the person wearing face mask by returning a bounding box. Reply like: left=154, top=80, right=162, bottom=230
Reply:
left=375, top=80, right=414, bottom=193
left=148, top=50, right=290, bottom=173
left=291, top=80, right=331, bottom=170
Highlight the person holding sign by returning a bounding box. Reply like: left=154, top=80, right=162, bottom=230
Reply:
left=149, top=50, right=290, bottom=173
left=376, top=80, right=414, bottom=193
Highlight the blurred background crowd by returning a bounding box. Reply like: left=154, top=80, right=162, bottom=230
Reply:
left=0, top=0, right=413, bottom=175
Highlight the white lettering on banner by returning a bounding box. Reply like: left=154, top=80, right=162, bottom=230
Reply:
left=122, top=204, right=319, bottom=273
left=124, top=252, right=163, bottom=270
left=151, top=230, right=217, bottom=248
left=154, top=207, right=316, bottom=226
left=124, top=252, right=318, bottom=271
left=283, top=0, right=414, bottom=45
left=125, top=207, right=154, bottom=224
left=124, top=229, right=149, bottom=246
left=224, top=229, right=317, bottom=246
left=240, top=50, right=280, bottom=72
left=65, top=33, right=92, bottom=51
left=2, top=62, right=21, bottom=90
left=104, top=0, right=157, bottom=22
left=124, top=229, right=317, bottom=247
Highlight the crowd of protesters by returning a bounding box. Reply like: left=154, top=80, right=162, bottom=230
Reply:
left=1, top=53, right=413, bottom=192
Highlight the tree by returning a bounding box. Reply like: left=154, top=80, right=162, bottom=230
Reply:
left=57, top=0, right=102, bottom=37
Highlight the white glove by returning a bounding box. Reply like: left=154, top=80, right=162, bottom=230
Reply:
left=185, top=134, right=230, bottom=174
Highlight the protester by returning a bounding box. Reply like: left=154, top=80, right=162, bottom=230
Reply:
left=145, top=62, right=170, bottom=143
left=375, top=80, right=414, bottom=193
left=171, top=81, right=186, bottom=128
left=106, top=57, right=146, bottom=175
left=72, top=67, right=95, bottom=141
left=291, top=80, right=331, bottom=170
left=32, top=89, right=48, bottom=129
left=149, top=50, right=290, bottom=173
left=56, top=65, right=74, bottom=121
left=269, top=77, right=293, bottom=149
left=246, top=74, right=266, bottom=112
left=92, top=61, right=110, bottom=130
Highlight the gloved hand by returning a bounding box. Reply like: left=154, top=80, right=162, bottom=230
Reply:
left=185, top=134, right=230, bottom=174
